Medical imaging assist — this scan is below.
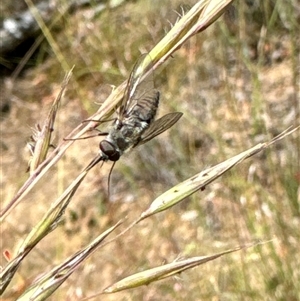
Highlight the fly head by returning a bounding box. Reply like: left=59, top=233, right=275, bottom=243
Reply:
left=99, top=140, right=120, bottom=161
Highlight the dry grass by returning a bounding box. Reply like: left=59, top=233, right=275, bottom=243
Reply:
left=1, top=0, right=299, bottom=300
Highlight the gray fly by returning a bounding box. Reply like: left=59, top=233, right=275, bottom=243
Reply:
left=87, top=54, right=182, bottom=170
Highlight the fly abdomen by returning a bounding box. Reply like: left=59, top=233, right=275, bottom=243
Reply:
left=127, top=90, right=160, bottom=125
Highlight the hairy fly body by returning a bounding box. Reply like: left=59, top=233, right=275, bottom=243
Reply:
left=92, top=54, right=182, bottom=166
left=99, top=86, right=160, bottom=161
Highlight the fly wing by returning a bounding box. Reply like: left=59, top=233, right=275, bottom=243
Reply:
left=138, top=112, right=183, bottom=145
left=118, top=54, right=156, bottom=120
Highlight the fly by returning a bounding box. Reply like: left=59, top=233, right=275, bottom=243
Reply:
left=87, top=54, right=182, bottom=170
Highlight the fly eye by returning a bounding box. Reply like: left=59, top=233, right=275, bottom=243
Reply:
left=99, top=141, right=120, bottom=161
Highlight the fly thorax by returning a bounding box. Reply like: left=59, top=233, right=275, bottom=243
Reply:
left=121, top=126, right=134, bottom=137
left=106, top=128, right=131, bottom=154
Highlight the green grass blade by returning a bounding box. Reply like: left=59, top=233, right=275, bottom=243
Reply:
left=140, top=126, right=299, bottom=218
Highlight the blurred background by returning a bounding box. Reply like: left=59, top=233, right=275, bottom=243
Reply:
left=1, top=0, right=299, bottom=300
